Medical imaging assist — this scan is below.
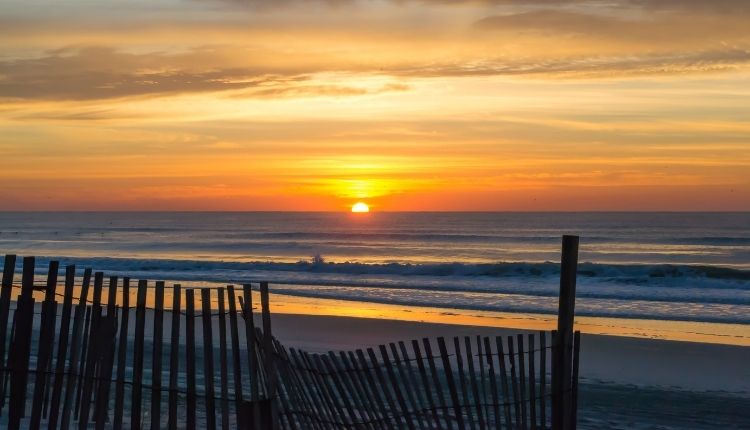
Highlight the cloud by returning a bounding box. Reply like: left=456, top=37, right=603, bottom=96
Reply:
left=3, top=0, right=750, bottom=104
left=213, top=0, right=750, bottom=12
left=391, top=49, right=750, bottom=79
left=0, top=47, right=302, bottom=100
left=475, top=10, right=632, bottom=35
left=628, top=0, right=750, bottom=14
left=0, top=47, right=412, bottom=101
left=3, top=43, right=750, bottom=104
left=473, top=8, right=750, bottom=43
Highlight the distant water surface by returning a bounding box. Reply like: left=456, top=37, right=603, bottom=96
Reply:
left=0, top=212, right=748, bottom=325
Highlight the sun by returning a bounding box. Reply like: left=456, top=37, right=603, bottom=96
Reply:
left=351, top=202, right=370, bottom=213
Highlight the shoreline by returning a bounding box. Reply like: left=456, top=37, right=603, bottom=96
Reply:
left=263, top=291, right=750, bottom=347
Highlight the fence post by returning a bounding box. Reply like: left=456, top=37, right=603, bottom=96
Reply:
left=552, top=235, right=579, bottom=430
left=260, top=282, right=280, bottom=430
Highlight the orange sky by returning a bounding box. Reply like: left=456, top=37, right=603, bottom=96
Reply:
left=1, top=0, right=749, bottom=211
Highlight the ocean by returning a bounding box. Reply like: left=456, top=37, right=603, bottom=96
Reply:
left=0, top=212, right=748, bottom=325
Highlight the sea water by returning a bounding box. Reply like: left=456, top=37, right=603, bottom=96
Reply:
left=0, top=212, right=748, bottom=324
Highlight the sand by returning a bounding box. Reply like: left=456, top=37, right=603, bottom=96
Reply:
left=23, top=296, right=750, bottom=428
left=266, top=312, right=750, bottom=429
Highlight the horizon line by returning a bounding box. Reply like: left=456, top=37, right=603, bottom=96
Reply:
left=1, top=210, right=748, bottom=214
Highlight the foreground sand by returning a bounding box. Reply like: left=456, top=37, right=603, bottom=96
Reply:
left=268, top=312, right=750, bottom=429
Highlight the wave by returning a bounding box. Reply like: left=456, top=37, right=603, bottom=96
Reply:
left=2, top=254, right=748, bottom=324
left=11, top=256, right=749, bottom=282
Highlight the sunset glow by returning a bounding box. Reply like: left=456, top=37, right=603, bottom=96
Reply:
left=1, top=0, right=749, bottom=211
left=351, top=202, right=370, bottom=213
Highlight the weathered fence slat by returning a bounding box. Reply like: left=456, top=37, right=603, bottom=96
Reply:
left=29, top=260, right=59, bottom=430
left=367, top=347, right=400, bottom=429
left=217, top=288, right=230, bottom=430
left=528, top=333, right=537, bottom=430
left=41, top=263, right=62, bottom=420
left=518, top=334, right=528, bottom=430
left=241, top=284, right=259, bottom=403
left=539, top=331, right=547, bottom=429
left=412, top=339, right=441, bottom=430
left=60, top=268, right=92, bottom=429
left=78, top=282, right=104, bottom=430
left=8, top=257, right=37, bottom=428
left=0, top=254, right=17, bottom=415
left=333, top=350, right=368, bottom=426
left=341, top=350, right=376, bottom=429
left=151, top=281, right=166, bottom=430
left=354, top=349, right=391, bottom=429
left=424, top=338, right=450, bottom=430
left=571, top=331, right=581, bottom=430
left=550, top=330, right=558, bottom=430
left=168, top=285, right=182, bottom=430
left=76, top=272, right=104, bottom=420
left=323, top=353, right=357, bottom=427
left=76, top=272, right=104, bottom=429
left=48, top=264, right=76, bottom=429
left=226, top=285, right=244, bottom=423
left=495, top=336, right=513, bottom=430
left=113, top=277, right=131, bottom=430
left=93, top=276, right=119, bottom=428
left=201, top=288, right=218, bottom=430
left=398, top=341, right=430, bottom=430
left=131, top=279, right=148, bottom=430
left=438, top=336, right=466, bottom=430
left=94, top=277, right=118, bottom=429
left=380, top=345, right=414, bottom=430
left=79, top=275, right=106, bottom=429
left=185, top=290, right=197, bottom=430
left=293, top=348, right=335, bottom=427
left=390, top=342, right=425, bottom=430
left=482, top=337, right=500, bottom=430
left=271, top=340, right=297, bottom=429
left=464, top=336, right=485, bottom=430
left=278, top=343, right=318, bottom=429
left=453, top=337, right=475, bottom=430
left=307, top=351, right=344, bottom=427
left=508, top=335, right=522, bottom=430
left=476, top=335, right=488, bottom=427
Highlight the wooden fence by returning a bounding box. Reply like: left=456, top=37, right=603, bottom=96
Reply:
left=0, top=236, right=581, bottom=429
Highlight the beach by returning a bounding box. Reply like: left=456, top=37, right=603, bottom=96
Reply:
left=5, top=0, right=750, bottom=425
left=10, top=297, right=748, bottom=428
left=267, top=312, right=750, bottom=429
left=1, top=211, right=748, bottom=428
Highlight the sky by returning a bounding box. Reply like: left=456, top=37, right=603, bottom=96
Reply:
left=1, top=0, right=749, bottom=211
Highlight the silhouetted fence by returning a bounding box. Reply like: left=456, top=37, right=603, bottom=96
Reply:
left=0, top=236, right=581, bottom=429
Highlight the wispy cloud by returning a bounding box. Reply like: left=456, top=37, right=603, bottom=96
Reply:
left=1, top=0, right=749, bottom=210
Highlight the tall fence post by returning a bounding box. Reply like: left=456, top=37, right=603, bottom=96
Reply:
left=552, top=235, right=579, bottom=430
left=260, top=282, right=281, bottom=430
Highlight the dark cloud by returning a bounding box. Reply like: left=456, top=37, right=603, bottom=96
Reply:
left=0, top=47, right=306, bottom=100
